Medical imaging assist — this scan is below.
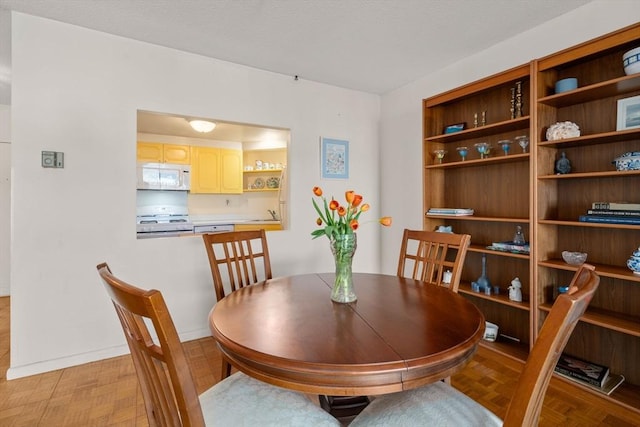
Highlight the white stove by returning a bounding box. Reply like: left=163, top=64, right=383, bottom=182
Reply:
left=136, top=205, right=194, bottom=234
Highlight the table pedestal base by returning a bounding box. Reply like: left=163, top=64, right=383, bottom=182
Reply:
left=319, top=395, right=370, bottom=418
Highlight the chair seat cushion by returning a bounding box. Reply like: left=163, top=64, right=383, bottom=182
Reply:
left=350, top=381, right=502, bottom=427
left=200, top=372, right=340, bottom=426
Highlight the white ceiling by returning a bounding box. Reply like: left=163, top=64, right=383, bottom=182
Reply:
left=0, top=0, right=593, bottom=141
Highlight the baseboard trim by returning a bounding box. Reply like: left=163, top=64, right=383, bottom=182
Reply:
left=6, top=327, right=211, bottom=380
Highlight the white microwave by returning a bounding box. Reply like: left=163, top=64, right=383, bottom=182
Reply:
left=136, top=163, right=191, bottom=191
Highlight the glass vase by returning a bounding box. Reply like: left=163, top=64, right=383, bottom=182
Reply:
left=330, top=233, right=358, bottom=303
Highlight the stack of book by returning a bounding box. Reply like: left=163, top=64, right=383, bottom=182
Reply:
left=554, top=353, right=625, bottom=395
left=579, top=202, right=640, bottom=225
left=426, top=208, right=474, bottom=216
left=486, top=241, right=530, bottom=254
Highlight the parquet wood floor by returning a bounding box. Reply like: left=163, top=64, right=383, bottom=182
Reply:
left=0, top=296, right=638, bottom=426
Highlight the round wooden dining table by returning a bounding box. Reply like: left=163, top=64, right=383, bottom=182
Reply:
left=208, top=273, right=485, bottom=396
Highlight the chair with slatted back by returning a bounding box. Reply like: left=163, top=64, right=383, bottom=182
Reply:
left=202, top=230, right=272, bottom=302
left=350, top=263, right=600, bottom=427
left=202, top=230, right=272, bottom=379
left=96, top=262, right=340, bottom=427
left=397, top=228, right=472, bottom=293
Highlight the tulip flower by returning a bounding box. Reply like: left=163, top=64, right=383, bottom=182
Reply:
left=345, top=191, right=355, bottom=204
left=311, top=186, right=391, bottom=240
left=379, top=217, right=392, bottom=226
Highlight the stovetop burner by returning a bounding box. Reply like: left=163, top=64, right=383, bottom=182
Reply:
left=136, top=206, right=193, bottom=233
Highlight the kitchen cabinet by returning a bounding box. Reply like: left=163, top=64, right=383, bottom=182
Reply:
left=137, top=142, right=191, bottom=164
left=191, top=147, right=242, bottom=194
left=234, top=223, right=282, bottom=232
left=423, top=22, right=640, bottom=413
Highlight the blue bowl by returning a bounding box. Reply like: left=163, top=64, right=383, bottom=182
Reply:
left=555, top=78, right=578, bottom=94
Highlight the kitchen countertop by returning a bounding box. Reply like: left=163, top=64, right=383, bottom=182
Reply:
left=189, top=214, right=280, bottom=226
left=137, top=215, right=281, bottom=239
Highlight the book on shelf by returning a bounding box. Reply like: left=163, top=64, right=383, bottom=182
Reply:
left=555, top=371, right=625, bottom=396
left=587, top=209, right=640, bottom=217
left=426, top=208, right=474, bottom=216
left=579, top=215, right=640, bottom=225
left=591, top=202, right=640, bottom=211
left=487, top=240, right=530, bottom=254
left=555, top=353, right=609, bottom=388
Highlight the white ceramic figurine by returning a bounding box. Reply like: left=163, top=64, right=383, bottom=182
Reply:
left=508, top=277, right=523, bottom=302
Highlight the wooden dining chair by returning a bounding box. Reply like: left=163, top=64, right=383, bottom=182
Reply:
left=397, top=228, right=472, bottom=293
left=350, top=263, right=600, bottom=427
left=96, top=262, right=340, bottom=427
left=202, top=230, right=272, bottom=302
left=202, top=230, right=272, bottom=379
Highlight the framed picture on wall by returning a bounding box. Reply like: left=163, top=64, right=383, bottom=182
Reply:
left=320, top=137, right=349, bottom=179
left=616, top=95, right=640, bottom=130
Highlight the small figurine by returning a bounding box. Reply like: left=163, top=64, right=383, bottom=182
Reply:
left=508, top=277, right=523, bottom=302
left=513, top=225, right=526, bottom=245
left=435, top=225, right=452, bottom=233
left=442, top=270, right=452, bottom=284
left=555, top=152, right=572, bottom=174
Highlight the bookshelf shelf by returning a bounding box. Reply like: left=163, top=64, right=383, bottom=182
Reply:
left=424, top=23, right=640, bottom=414
left=534, top=23, right=640, bottom=411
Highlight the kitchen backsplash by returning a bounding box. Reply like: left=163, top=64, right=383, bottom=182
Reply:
left=188, top=192, right=279, bottom=220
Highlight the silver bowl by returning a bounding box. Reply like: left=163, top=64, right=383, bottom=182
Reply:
left=562, top=251, right=587, bottom=265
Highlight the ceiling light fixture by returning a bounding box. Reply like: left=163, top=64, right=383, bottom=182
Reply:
left=189, top=119, right=216, bottom=133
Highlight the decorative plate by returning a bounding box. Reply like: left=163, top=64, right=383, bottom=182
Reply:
left=253, top=177, right=265, bottom=189
left=266, top=177, right=280, bottom=188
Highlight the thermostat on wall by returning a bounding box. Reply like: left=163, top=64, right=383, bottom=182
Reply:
left=42, top=151, right=64, bottom=168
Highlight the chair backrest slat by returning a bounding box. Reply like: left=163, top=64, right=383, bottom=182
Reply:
left=203, top=230, right=272, bottom=301
left=503, top=263, right=599, bottom=426
left=397, top=229, right=471, bottom=292
left=97, top=263, right=205, bottom=427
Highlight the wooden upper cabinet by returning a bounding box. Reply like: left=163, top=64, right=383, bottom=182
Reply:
left=191, top=147, right=242, bottom=194
left=137, top=142, right=191, bottom=164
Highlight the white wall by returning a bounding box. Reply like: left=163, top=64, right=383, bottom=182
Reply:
left=0, top=104, right=10, bottom=296
left=379, top=1, right=640, bottom=274
left=9, top=13, right=382, bottom=378
left=8, top=2, right=640, bottom=379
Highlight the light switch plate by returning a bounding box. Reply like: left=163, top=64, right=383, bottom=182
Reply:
left=42, top=151, right=64, bottom=168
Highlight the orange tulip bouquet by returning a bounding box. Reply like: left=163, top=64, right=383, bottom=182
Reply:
left=311, top=186, right=391, bottom=303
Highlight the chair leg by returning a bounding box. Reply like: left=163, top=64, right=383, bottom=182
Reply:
left=442, top=376, right=451, bottom=385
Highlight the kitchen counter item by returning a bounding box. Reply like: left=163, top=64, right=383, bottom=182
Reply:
left=193, top=224, right=234, bottom=234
